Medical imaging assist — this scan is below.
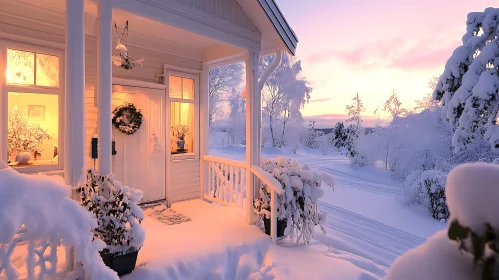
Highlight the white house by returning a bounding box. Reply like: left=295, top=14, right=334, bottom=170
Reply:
left=0, top=0, right=297, bottom=227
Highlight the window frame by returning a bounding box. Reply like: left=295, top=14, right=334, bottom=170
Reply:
left=165, top=69, right=199, bottom=160
left=0, top=40, right=64, bottom=173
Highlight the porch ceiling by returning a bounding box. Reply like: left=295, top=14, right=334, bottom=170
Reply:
left=4, top=0, right=245, bottom=62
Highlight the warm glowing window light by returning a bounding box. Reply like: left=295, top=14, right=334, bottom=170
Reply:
left=170, top=76, right=195, bottom=154
left=6, top=49, right=59, bottom=88
left=5, top=48, right=61, bottom=167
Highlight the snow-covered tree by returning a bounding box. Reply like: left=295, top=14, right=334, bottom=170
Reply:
left=227, top=87, right=246, bottom=145
left=209, top=62, right=244, bottom=125
left=303, top=121, right=322, bottom=149
left=375, top=90, right=408, bottom=118
left=261, top=53, right=312, bottom=148
left=413, top=76, right=441, bottom=113
left=433, top=8, right=499, bottom=153
left=345, top=93, right=365, bottom=129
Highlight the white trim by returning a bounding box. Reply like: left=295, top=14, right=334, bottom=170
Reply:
left=257, top=0, right=298, bottom=55
left=0, top=39, right=65, bottom=174
left=205, top=53, right=246, bottom=69
left=161, top=64, right=201, bottom=75
left=0, top=32, right=65, bottom=50
left=112, top=77, right=166, bottom=90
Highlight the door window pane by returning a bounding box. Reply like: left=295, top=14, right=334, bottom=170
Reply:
left=169, top=76, right=195, bottom=99
left=7, top=92, right=59, bottom=167
left=36, top=54, right=59, bottom=88
left=6, top=49, right=35, bottom=86
left=171, top=102, right=194, bottom=154
left=169, top=76, right=182, bottom=98
left=182, top=78, right=195, bottom=99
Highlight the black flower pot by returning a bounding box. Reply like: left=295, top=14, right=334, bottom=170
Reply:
left=263, top=217, right=287, bottom=238
left=100, top=248, right=139, bottom=276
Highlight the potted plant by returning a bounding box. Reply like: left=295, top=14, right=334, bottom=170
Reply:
left=254, top=156, right=335, bottom=244
left=172, top=125, right=190, bottom=151
left=253, top=189, right=288, bottom=238
left=7, top=107, right=52, bottom=164
left=77, top=169, right=146, bottom=276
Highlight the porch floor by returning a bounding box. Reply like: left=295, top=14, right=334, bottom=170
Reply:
left=123, top=199, right=275, bottom=279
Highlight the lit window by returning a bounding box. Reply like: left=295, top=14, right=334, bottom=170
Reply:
left=4, top=47, right=61, bottom=169
left=169, top=75, right=196, bottom=155
left=7, top=93, right=59, bottom=166
left=6, top=49, right=60, bottom=88
left=6, top=49, right=34, bottom=86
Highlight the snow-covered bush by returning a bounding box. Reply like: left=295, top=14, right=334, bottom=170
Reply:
left=386, top=163, right=499, bottom=280
left=253, top=156, right=334, bottom=245
left=399, top=169, right=449, bottom=221
left=77, top=169, right=145, bottom=254
left=330, top=122, right=359, bottom=159
left=0, top=163, right=118, bottom=280
left=421, top=170, right=449, bottom=221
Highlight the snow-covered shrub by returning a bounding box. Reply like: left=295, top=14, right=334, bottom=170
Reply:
left=387, top=163, right=499, bottom=280
left=421, top=170, right=449, bottom=221
left=0, top=163, right=118, bottom=280
left=253, top=156, right=334, bottom=245
left=77, top=169, right=145, bottom=254
left=399, top=169, right=449, bottom=221
left=302, top=121, right=322, bottom=149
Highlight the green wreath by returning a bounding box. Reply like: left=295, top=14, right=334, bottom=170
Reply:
left=112, top=103, right=143, bottom=135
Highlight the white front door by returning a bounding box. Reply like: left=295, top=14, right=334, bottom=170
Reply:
left=112, top=86, right=166, bottom=203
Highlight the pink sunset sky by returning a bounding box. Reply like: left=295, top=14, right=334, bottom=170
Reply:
left=275, top=0, right=495, bottom=128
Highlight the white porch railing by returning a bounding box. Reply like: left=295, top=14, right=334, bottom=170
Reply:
left=250, top=165, right=284, bottom=243
left=203, top=155, right=247, bottom=208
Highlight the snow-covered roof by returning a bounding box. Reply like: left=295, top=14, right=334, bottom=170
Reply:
left=258, top=0, right=299, bottom=55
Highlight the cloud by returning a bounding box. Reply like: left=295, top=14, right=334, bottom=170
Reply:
left=303, top=114, right=387, bottom=128
left=304, top=37, right=460, bottom=71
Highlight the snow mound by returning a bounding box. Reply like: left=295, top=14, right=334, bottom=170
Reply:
left=0, top=164, right=117, bottom=279
left=446, top=162, right=499, bottom=230
left=385, top=230, right=478, bottom=280
left=387, top=162, right=499, bottom=280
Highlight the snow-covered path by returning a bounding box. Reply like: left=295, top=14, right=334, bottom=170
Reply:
left=320, top=201, right=425, bottom=256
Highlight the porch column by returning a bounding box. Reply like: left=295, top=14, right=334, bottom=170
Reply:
left=97, top=1, right=113, bottom=175
left=65, top=0, right=85, bottom=271
left=65, top=0, right=86, bottom=187
left=245, top=50, right=260, bottom=224
left=200, top=63, right=210, bottom=199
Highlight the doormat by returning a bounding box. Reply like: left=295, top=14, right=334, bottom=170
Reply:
left=144, top=205, right=191, bottom=226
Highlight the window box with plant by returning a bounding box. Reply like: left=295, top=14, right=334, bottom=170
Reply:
left=77, top=169, right=146, bottom=276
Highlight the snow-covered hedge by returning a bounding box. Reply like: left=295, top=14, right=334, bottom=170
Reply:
left=77, top=169, right=145, bottom=254
left=400, top=170, right=449, bottom=221
left=386, top=163, right=499, bottom=280
left=0, top=162, right=118, bottom=280
left=254, top=156, right=334, bottom=245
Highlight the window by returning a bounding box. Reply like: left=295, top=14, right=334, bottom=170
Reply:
left=169, top=75, right=197, bottom=155
left=3, top=47, right=62, bottom=170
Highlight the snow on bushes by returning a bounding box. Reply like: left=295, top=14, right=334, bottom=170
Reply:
left=387, top=163, right=499, bottom=280
left=400, top=170, right=449, bottom=221
left=253, top=156, right=334, bottom=245
left=77, top=169, right=145, bottom=254
left=0, top=163, right=118, bottom=280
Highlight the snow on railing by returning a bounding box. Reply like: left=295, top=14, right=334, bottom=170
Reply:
left=250, top=165, right=285, bottom=243
left=0, top=163, right=118, bottom=280
left=203, top=155, right=246, bottom=208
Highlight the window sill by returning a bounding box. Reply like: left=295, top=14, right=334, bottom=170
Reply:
left=171, top=153, right=197, bottom=161
left=8, top=160, right=62, bottom=174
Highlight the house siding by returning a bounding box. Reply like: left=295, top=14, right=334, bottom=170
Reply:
left=170, top=159, right=200, bottom=203
left=171, top=0, right=258, bottom=32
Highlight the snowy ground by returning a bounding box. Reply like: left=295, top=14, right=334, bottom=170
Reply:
left=210, top=145, right=445, bottom=274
